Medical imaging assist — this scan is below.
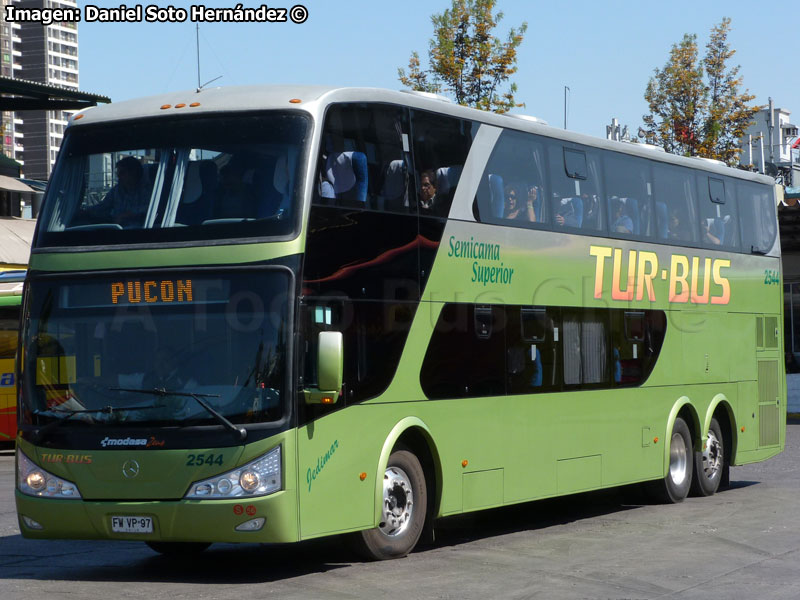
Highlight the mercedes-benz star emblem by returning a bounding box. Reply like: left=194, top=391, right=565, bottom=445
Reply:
left=122, top=459, right=140, bottom=479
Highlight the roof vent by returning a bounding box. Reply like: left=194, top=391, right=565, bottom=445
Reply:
left=506, top=113, right=548, bottom=126
left=694, top=156, right=726, bottom=166
left=638, top=143, right=666, bottom=152
left=399, top=90, right=451, bottom=103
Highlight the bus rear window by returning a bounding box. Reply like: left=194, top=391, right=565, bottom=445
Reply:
left=36, top=112, right=310, bottom=248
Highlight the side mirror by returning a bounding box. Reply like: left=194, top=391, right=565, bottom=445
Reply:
left=304, top=331, right=343, bottom=405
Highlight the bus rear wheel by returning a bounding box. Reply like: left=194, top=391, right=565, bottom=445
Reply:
left=353, top=449, right=427, bottom=560
left=690, top=417, right=724, bottom=497
left=145, top=541, right=211, bottom=555
left=651, top=417, right=693, bottom=503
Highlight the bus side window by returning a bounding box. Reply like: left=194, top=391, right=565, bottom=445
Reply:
left=411, top=109, right=474, bottom=218
left=696, top=175, right=740, bottom=250
left=610, top=310, right=667, bottom=386
left=506, top=307, right=559, bottom=393
left=738, top=181, right=776, bottom=254
left=562, top=309, right=608, bottom=387
left=315, top=103, right=410, bottom=213
left=473, top=129, right=547, bottom=226
left=547, top=144, right=603, bottom=232
left=603, top=151, right=653, bottom=239
left=653, top=163, right=699, bottom=244
left=420, top=304, right=505, bottom=399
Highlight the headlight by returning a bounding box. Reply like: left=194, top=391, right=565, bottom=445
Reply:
left=185, top=446, right=281, bottom=499
left=17, top=451, right=81, bottom=499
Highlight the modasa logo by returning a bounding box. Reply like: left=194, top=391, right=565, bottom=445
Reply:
left=100, top=437, right=148, bottom=448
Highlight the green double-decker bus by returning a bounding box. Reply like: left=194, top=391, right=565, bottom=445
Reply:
left=15, top=86, right=785, bottom=559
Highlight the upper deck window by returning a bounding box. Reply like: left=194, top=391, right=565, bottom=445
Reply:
left=36, top=112, right=310, bottom=248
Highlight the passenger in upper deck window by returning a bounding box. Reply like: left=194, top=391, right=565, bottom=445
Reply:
left=503, top=184, right=535, bottom=222
left=611, top=198, right=633, bottom=234
left=554, top=196, right=580, bottom=228
left=669, top=209, right=689, bottom=241
left=98, top=156, right=151, bottom=228
left=701, top=218, right=722, bottom=245
left=418, top=170, right=439, bottom=214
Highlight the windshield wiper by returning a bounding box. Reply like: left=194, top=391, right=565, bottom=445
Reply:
left=110, top=387, right=247, bottom=442
left=33, top=405, right=141, bottom=444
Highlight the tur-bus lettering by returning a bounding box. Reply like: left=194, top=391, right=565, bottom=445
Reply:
left=111, top=280, right=193, bottom=304
left=590, top=246, right=730, bottom=305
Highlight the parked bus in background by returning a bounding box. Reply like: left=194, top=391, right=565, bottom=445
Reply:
left=15, top=86, right=784, bottom=559
left=0, top=270, right=24, bottom=445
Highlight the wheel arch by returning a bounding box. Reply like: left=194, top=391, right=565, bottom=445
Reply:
left=373, top=417, right=442, bottom=527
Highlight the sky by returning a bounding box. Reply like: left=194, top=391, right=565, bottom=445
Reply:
left=72, top=0, right=799, bottom=140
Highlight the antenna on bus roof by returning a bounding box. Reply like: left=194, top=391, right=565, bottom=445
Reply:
left=195, top=23, right=222, bottom=92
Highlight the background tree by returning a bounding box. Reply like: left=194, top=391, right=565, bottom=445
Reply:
left=699, top=18, right=758, bottom=164
left=643, top=19, right=760, bottom=165
left=398, top=0, right=527, bottom=113
left=643, top=34, right=706, bottom=156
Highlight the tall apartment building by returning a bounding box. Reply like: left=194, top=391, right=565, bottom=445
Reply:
left=0, top=1, right=24, bottom=167
left=15, top=0, right=79, bottom=180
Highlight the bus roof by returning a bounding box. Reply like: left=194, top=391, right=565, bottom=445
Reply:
left=69, top=85, right=776, bottom=187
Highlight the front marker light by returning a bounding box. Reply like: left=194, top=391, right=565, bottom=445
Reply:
left=17, top=451, right=82, bottom=499
left=185, top=446, right=281, bottom=499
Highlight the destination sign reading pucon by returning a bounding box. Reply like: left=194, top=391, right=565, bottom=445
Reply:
left=111, top=280, right=193, bottom=305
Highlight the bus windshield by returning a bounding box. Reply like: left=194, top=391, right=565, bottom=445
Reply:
left=20, top=270, right=291, bottom=435
left=36, top=111, right=310, bottom=247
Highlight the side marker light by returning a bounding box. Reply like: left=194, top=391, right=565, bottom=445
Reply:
left=359, top=472, right=367, bottom=481
left=160, top=104, right=172, bottom=110
left=289, top=98, right=302, bottom=104
left=461, top=460, right=468, bottom=468
left=653, top=437, right=659, bottom=444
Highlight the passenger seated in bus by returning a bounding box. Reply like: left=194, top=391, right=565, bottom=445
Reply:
left=318, top=150, right=368, bottom=207
left=582, top=193, right=600, bottom=229
left=554, top=196, right=582, bottom=228
left=176, top=160, right=218, bottom=225
left=611, top=198, right=634, bottom=234
left=418, top=169, right=439, bottom=214
left=96, top=156, right=152, bottom=228
left=701, top=218, right=722, bottom=245
left=213, top=160, right=258, bottom=219
left=503, top=184, right=535, bottom=222
left=668, top=209, right=691, bottom=241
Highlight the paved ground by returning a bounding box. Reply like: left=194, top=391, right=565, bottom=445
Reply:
left=1, top=426, right=799, bottom=600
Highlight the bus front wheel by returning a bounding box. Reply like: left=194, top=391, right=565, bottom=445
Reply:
left=354, top=449, right=427, bottom=560
left=652, top=417, right=693, bottom=503
left=690, top=417, right=724, bottom=497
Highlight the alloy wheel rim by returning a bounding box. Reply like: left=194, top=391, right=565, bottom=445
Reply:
left=669, top=431, right=688, bottom=486
left=379, top=466, right=414, bottom=537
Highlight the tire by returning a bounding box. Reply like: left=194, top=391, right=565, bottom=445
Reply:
left=353, top=449, right=427, bottom=560
left=651, top=417, right=693, bottom=503
left=145, top=541, right=211, bottom=555
left=690, top=417, right=724, bottom=497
